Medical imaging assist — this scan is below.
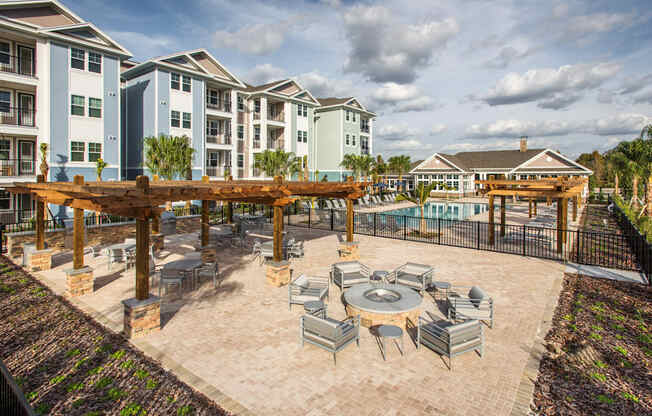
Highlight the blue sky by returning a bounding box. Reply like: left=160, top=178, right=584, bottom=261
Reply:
left=68, top=0, right=652, bottom=160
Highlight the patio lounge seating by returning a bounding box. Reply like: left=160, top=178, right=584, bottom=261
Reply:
left=159, top=268, right=188, bottom=297
left=300, top=314, right=360, bottom=365
left=389, top=262, right=434, bottom=293
left=197, top=261, right=220, bottom=288
left=331, top=261, right=370, bottom=291
left=447, top=286, right=494, bottom=328
left=288, top=274, right=329, bottom=310
left=417, top=316, right=483, bottom=370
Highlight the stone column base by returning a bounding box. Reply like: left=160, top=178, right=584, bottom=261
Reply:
left=338, top=241, right=360, bottom=261
left=201, top=245, right=217, bottom=264
left=266, top=260, right=291, bottom=287
left=151, top=233, right=164, bottom=251
left=29, top=248, right=53, bottom=272
left=65, top=266, right=94, bottom=297
left=122, top=296, right=161, bottom=339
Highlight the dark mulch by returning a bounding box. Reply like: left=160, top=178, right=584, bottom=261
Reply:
left=0, top=256, right=230, bottom=416
left=532, top=275, right=651, bottom=415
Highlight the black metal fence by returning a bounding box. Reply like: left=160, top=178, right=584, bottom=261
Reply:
left=609, top=197, right=652, bottom=281
left=285, top=206, right=650, bottom=284
left=0, top=359, right=34, bottom=416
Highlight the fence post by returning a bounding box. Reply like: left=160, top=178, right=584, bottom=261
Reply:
left=438, top=217, right=441, bottom=244
left=330, top=208, right=334, bottom=231
left=522, top=224, right=526, bottom=256
left=576, top=230, right=581, bottom=264
left=403, top=215, right=407, bottom=240
left=373, top=212, right=377, bottom=236
left=308, top=206, right=311, bottom=228
left=476, top=221, right=480, bottom=250
left=0, top=224, right=4, bottom=254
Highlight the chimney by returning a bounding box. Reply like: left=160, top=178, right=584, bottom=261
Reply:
left=520, top=136, right=528, bottom=152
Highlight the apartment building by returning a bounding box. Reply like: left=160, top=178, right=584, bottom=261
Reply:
left=0, top=0, right=130, bottom=222
left=121, top=49, right=246, bottom=180
left=314, top=97, right=375, bottom=181
left=240, top=79, right=319, bottom=179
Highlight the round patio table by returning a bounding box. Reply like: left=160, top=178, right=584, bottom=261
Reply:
left=377, top=324, right=404, bottom=361
left=431, top=281, right=451, bottom=299
left=163, top=258, right=203, bottom=290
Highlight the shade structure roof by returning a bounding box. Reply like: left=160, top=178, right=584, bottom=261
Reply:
left=7, top=177, right=369, bottom=220
left=476, top=176, right=587, bottom=198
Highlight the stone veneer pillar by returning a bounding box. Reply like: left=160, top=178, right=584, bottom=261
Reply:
left=338, top=241, right=360, bottom=261
left=122, top=296, right=161, bottom=338
left=28, top=248, right=53, bottom=272
left=65, top=266, right=94, bottom=297
left=266, top=260, right=291, bottom=287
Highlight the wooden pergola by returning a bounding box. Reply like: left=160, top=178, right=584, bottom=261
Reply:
left=476, top=177, right=588, bottom=253
left=8, top=175, right=367, bottom=301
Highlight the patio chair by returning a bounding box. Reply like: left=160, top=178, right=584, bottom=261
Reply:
left=159, top=268, right=190, bottom=297
left=417, top=315, right=484, bottom=371
left=288, top=274, right=329, bottom=310
left=447, top=286, right=494, bottom=328
left=331, top=261, right=370, bottom=291
left=106, top=248, right=126, bottom=271
left=300, top=314, right=360, bottom=365
left=287, top=240, right=305, bottom=259
left=197, top=261, right=220, bottom=288
left=389, top=262, right=434, bottom=293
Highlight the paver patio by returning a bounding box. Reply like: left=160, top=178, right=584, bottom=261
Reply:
left=33, top=226, right=565, bottom=415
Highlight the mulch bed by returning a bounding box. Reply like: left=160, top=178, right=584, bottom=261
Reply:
left=532, top=274, right=651, bottom=415
left=0, top=256, right=230, bottom=416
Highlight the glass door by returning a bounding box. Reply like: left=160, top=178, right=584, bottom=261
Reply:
left=17, top=45, right=34, bottom=76
left=18, top=93, right=34, bottom=126
left=18, top=140, right=34, bottom=175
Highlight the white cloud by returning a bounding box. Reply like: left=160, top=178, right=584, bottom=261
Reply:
left=293, top=71, right=355, bottom=98
left=537, top=92, right=583, bottom=110
left=245, top=63, right=286, bottom=85
left=109, top=31, right=176, bottom=58
left=371, top=82, right=436, bottom=112
left=430, top=124, right=447, bottom=135
left=568, top=13, right=637, bottom=36
left=394, top=96, right=437, bottom=112
left=484, top=46, right=532, bottom=69
left=465, top=113, right=651, bottom=139
left=482, top=62, right=621, bottom=107
left=633, top=89, right=652, bottom=105
left=342, top=5, right=458, bottom=84
left=377, top=123, right=420, bottom=140
left=213, top=17, right=303, bottom=55
left=619, top=73, right=652, bottom=95
left=382, top=139, right=433, bottom=151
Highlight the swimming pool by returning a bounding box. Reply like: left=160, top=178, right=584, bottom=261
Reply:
left=380, top=202, right=489, bottom=221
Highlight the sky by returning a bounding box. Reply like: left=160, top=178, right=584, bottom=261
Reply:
left=67, top=0, right=652, bottom=160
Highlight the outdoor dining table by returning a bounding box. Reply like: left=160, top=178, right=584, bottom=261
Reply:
left=209, top=225, right=233, bottom=236
left=101, top=242, right=137, bottom=270
left=163, top=258, right=204, bottom=290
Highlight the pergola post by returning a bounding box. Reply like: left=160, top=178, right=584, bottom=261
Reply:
left=28, top=174, right=53, bottom=272
left=556, top=198, right=563, bottom=254
left=273, top=204, right=284, bottom=262
left=500, top=195, right=506, bottom=237
left=123, top=175, right=160, bottom=339
left=547, top=196, right=551, bottom=206
left=562, top=197, right=568, bottom=243
left=572, top=196, right=577, bottom=222
left=266, top=176, right=291, bottom=287
left=533, top=199, right=537, bottom=216
left=338, top=197, right=360, bottom=260
left=65, top=175, right=94, bottom=297
left=528, top=198, right=532, bottom=218
left=488, top=195, right=495, bottom=245
left=346, top=198, right=354, bottom=242
left=227, top=175, right=233, bottom=224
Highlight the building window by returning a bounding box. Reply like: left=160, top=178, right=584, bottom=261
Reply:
left=182, top=112, right=191, bottom=129
left=254, top=100, right=260, bottom=113
left=182, top=75, right=191, bottom=92
left=88, top=142, right=101, bottom=162
left=71, top=95, right=85, bottom=116
left=206, top=119, right=218, bottom=136
left=171, top=110, right=180, bottom=127
left=71, top=141, right=85, bottom=162
left=352, top=112, right=356, bottom=122
left=254, top=126, right=260, bottom=140
left=0, top=42, right=9, bottom=66
left=207, top=89, right=218, bottom=106
left=0, top=91, right=10, bottom=113
left=303, top=105, right=307, bottom=117
left=352, top=135, right=356, bottom=146
left=0, top=139, right=10, bottom=159
left=237, top=125, right=244, bottom=139
left=237, top=154, right=243, bottom=168
left=297, top=104, right=302, bottom=116
left=0, top=190, right=10, bottom=210
left=345, top=134, right=350, bottom=145
left=237, top=96, right=244, bottom=111
left=346, top=110, right=350, bottom=121
left=171, top=73, right=180, bottom=90
left=71, top=48, right=85, bottom=70
left=88, top=98, right=102, bottom=118
left=88, top=52, right=101, bottom=73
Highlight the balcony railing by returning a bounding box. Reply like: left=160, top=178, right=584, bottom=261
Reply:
left=206, top=133, right=232, bottom=145
left=0, top=54, right=35, bottom=77
left=268, top=111, right=284, bottom=122
left=361, top=147, right=370, bottom=155
left=267, top=139, right=284, bottom=150
left=205, top=165, right=230, bottom=177
left=360, top=124, right=370, bottom=133
left=0, top=158, right=35, bottom=176
left=0, top=107, right=35, bottom=127
left=206, top=100, right=231, bottom=112
left=253, top=139, right=260, bottom=149
left=253, top=112, right=261, bottom=120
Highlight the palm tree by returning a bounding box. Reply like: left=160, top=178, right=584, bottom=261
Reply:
left=253, top=149, right=300, bottom=179
left=606, top=151, right=629, bottom=195
left=388, top=155, right=411, bottom=192
left=396, top=182, right=437, bottom=234
left=340, top=153, right=359, bottom=181
left=358, top=155, right=374, bottom=182
left=373, top=155, right=387, bottom=193
left=144, top=134, right=194, bottom=210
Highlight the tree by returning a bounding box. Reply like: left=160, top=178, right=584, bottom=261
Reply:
left=96, top=158, right=107, bottom=181
left=373, top=155, right=387, bottom=191
left=340, top=153, right=359, bottom=181
left=606, top=152, right=629, bottom=195
left=144, top=134, right=194, bottom=210
left=396, top=182, right=437, bottom=234
left=358, top=155, right=374, bottom=182
left=253, top=149, right=300, bottom=179
left=388, top=155, right=411, bottom=191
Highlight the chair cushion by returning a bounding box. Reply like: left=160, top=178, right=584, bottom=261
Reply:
left=403, top=263, right=432, bottom=275
left=334, top=261, right=361, bottom=273
left=293, top=274, right=309, bottom=287
left=468, top=286, right=488, bottom=306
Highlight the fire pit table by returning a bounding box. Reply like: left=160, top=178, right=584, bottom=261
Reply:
left=343, top=283, right=422, bottom=330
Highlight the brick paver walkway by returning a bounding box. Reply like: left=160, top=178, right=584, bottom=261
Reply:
left=35, top=227, right=564, bottom=415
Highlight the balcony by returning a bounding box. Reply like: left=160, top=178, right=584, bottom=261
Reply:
left=206, top=133, right=232, bottom=146
left=0, top=107, right=35, bottom=127
left=267, top=139, right=284, bottom=150
left=206, top=100, right=231, bottom=113
left=268, top=111, right=284, bottom=122
left=205, top=165, right=229, bottom=177
left=253, top=112, right=261, bottom=121
left=360, top=124, right=370, bottom=134
left=0, top=55, right=35, bottom=77
left=0, top=158, right=35, bottom=177
left=253, top=139, right=260, bottom=149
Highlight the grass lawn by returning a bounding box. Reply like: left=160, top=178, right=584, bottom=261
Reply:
left=0, top=256, right=229, bottom=416
left=532, top=274, right=651, bottom=415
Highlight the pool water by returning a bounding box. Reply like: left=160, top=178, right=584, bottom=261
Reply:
left=380, top=202, right=489, bottom=221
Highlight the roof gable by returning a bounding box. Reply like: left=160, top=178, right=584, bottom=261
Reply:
left=292, top=90, right=319, bottom=105
left=411, top=153, right=466, bottom=173
left=347, top=98, right=364, bottom=110
left=270, top=80, right=301, bottom=95
left=0, top=2, right=81, bottom=28
left=513, top=149, right=593, bottom=173
left=451, top=149, right=545, bottom=170
left=189, top=50, right=244, bottom=86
